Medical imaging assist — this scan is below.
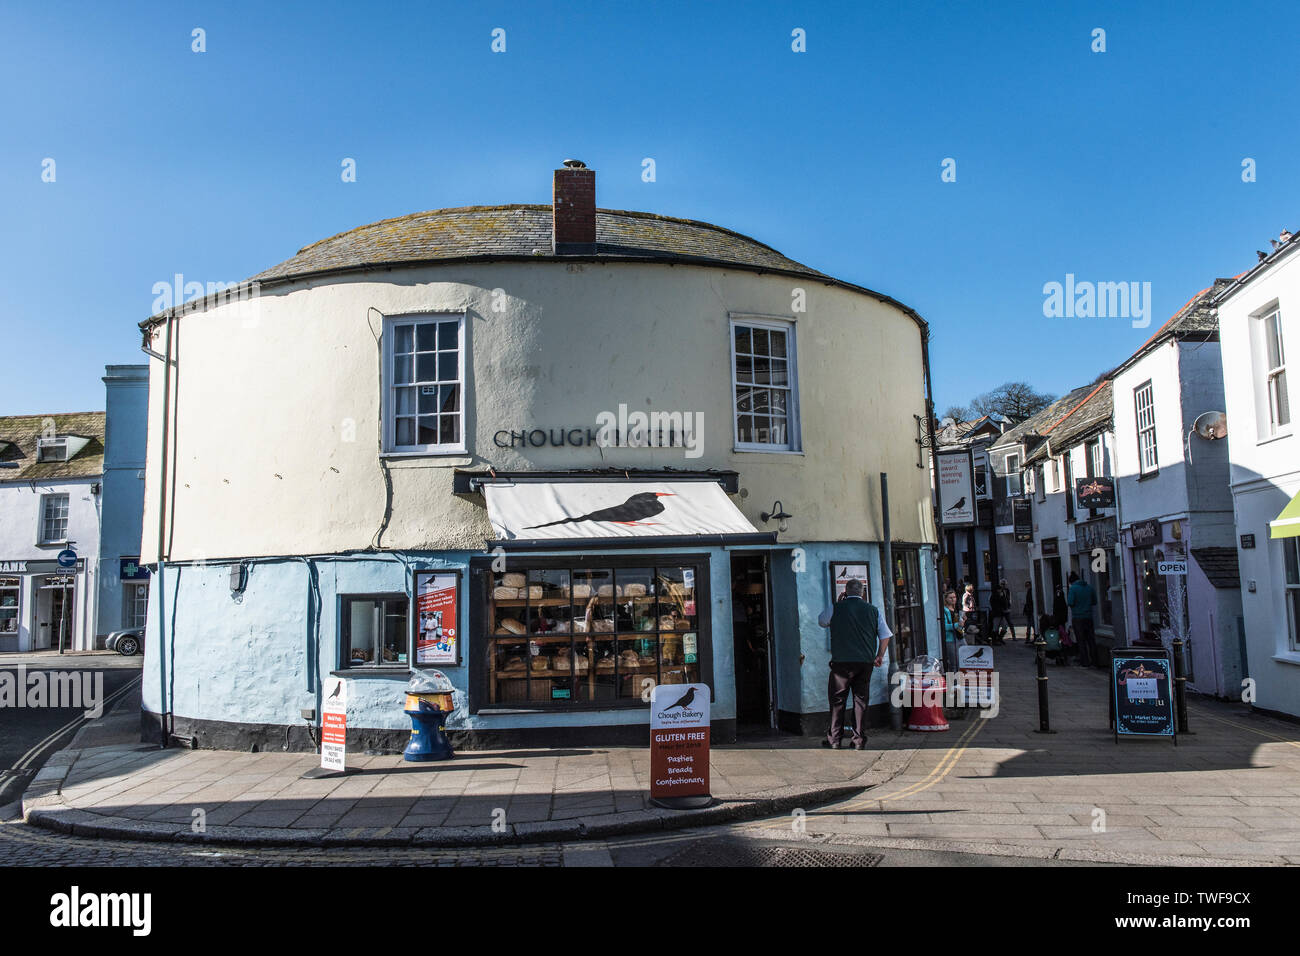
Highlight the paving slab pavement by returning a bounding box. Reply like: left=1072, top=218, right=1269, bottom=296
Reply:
left=764, top=638, right=1300, bottom=865
left=21, top=686, right=917, bottom=846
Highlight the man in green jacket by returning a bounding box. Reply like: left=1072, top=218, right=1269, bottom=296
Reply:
left=1066, top=572, right=1097, bottom=668
left=817, top=578, right=892, bottom=750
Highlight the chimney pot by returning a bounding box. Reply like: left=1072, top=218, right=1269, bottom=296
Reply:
left=553, top=161, right=596, bottom=255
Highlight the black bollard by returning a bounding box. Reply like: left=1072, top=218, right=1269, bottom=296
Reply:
left=1034, top=637, right=1055, bottom=734
left=1171, top=637, right=1191, bottom=734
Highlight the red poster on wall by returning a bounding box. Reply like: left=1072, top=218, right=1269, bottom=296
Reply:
left=415, top=571, right=459, bottom=665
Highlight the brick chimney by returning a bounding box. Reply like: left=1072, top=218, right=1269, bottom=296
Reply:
left=552, top=159, right=596, bottom=255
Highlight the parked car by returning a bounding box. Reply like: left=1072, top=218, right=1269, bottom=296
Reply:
left=106, top=627, right=143, bottom=656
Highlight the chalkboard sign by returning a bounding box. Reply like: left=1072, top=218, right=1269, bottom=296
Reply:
left=1111, top=650, right=1176, bottom=742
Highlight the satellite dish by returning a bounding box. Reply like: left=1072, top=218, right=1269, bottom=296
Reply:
left=1192, top=411, right=1227, bottom=441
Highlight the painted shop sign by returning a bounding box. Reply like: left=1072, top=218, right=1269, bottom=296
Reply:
left=936, top=450, right=976, bottom=527
left=321, top=677, right=348, bottom=772
left=1012, top=499, right=1033, bottom=542
left=1076, top=518, right=1118, bottom=553
left=1041, top=537, right=1059, bottom=558
left=1112, top=653, right=1175, bottom=740
left=0, top=562, right=27, bottom=574
left=1075, top=475, right=1115, bottom=509
left=650, top=682, right=711, bottom=807
left=1130, top=519, right=1162, bottom=547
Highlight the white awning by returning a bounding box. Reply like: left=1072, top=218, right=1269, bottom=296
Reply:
left=482, top=480, right=766, bottom=546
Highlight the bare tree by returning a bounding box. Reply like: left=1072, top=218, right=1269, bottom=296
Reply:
left=941, top=404, right=971, bottom=423
left=970, top=382, right=1055, bottom=422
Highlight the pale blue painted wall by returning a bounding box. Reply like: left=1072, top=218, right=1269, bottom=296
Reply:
left=142, top=540, right=938, bottom=736
left=95, top=365, right=148, bottom=640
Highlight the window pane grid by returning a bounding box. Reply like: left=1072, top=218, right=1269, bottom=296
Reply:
left=733, top=322, right=795, bottom=449
left=1135, top=382, right=1157, bottom=472
left=390, top=317, right=463, bottom=451
left=41, top=495, right=69, bottom=542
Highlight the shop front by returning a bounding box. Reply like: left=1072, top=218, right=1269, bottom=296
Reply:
left=0, top=559, right=88, bottom=653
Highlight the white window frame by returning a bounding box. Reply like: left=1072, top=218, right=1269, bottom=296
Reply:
left=1005, top=453, right=1022, bottom=496
left=1134, top=380, right=1158, bottom=474
left=124, top=582, right=149, bottom=629
left=381, top=313, right=467, bottom=456
left=1260, top=307, right=1290, bottom=437
left=729, top=314, right=802, bottom=453
left=1047, top=458, right=1060, bottom=493
left=39, top=493, right=70, bottom=544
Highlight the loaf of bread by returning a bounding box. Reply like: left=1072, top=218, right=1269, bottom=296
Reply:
left=597, top=584, right=617, bottom=597
left=526, top=585, right=543, bottom=600
left=623, top=583, right=647, bottom=597
left=496, top=617, right=526, bottom=635
left=501, top=655, right=526, bottom=673
left=493, top=586, right=519, bottom=600
left=501, top=572, right=527, bottom=589
left=592, top=619, right=614, bottom=633
left=573, top=619, right=588, bottom=634
left=572, top=583, right=592, bottom=599
left=619, top=649, right=640, bottom=667
left=530, top=655, right=549, bottom=673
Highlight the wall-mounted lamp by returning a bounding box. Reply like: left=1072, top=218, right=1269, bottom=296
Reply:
left=760, top=500, right=792, bottom=534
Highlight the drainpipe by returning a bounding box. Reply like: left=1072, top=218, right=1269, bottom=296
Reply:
left=142, top=316, right=173, bottom=746
left=920, top=329, right=943, bottom=655
left=880, top=472, right=902, bottom=730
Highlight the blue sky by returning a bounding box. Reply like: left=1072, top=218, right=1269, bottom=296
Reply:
left=3, top=0, right=1297, bottom=415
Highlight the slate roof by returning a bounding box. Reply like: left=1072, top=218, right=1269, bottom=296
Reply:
left=1191, top=546, right=1241, bottom=589
left=1028, top=379, right=1114, bottom=459
left=989, top=384, right=1097, bottom=458
left=141, top=205, right=928, bottom=332
left=1111, top=279, right=1231, bottom=378
left=0, top=412, right=105, bottom=482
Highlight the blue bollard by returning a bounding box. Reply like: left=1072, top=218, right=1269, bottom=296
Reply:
left=403, top=698, right=454, bottom=762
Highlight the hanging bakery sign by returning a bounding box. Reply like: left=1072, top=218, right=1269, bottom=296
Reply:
left=1074, top=475, right=1115, bottom=509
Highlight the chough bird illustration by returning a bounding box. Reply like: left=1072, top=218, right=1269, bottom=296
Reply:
left=945, top=496, right=967, bottom=513
left=661, top=686, right=696, bottom=711
left=965, top=647, right=986, bottom=660
left=327, top=682, right=342, bottom=699
left=526, top=492, right=674, bottom=529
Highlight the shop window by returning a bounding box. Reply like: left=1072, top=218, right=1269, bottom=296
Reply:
left=1135, top=381, right=1157, bottom=474
left=0, top=578, right=18, bottom=634
left=1286, top=538, right=1300, bottom=652
left=1135, top=547, right=1168, bottom=634
left=484, top=561, right=703, bottom=708
left=39, top=493, right=69, bottom=544
left=731, top=317, right=800, bottom=452
left=123, top=582, right=149, bottom=629
left=891, top=551, right=925, bottom=661
left=341, top=595, right=409, bottom=667
left=383, top=314, right=465, bottom=454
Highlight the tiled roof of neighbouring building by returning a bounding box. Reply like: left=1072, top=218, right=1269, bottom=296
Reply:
left=1191, top=547, right=1242, bottom=589
left=0, top=412, right=105, bottom=481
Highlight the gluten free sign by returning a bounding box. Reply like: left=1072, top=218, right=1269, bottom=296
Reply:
left=650, top=683, right=711, bottom=805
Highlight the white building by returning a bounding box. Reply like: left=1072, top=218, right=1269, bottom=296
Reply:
left=1217, top=229, right=1300, bottom=717
left=1111, top=282, right=1243, bottom=697
left=0, top=412, right=105, bottom=652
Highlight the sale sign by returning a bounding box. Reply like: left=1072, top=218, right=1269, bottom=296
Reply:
left=416, top=571, right=459, bottom=665
left=321, top=677, right=347, bottom=772
left=650, top=683, right=711, bottom=808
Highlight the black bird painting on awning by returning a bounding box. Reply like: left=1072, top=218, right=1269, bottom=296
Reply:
left=525, top=492, right=675, bottom=529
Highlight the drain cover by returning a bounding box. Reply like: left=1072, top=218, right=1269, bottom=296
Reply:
left=660, top=841, right=882, bottom=868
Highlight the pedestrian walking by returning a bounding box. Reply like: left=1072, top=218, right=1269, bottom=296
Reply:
left=817, top=578, right=892, bottom=750
left=1067, top=572, right=1098, bottom=668
left=942, top=588, right=962, bottom=673
left=990, top=578, right=1014, bottom=643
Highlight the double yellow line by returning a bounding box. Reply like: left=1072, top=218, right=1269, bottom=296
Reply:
left=756, top=714, right=989, bottom=832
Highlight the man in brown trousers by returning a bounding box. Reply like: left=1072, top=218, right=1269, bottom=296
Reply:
left=817, top=578, right=892, bottom=750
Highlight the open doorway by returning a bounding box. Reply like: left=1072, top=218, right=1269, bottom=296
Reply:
left=730, top=553, right=775, bottom=731
left=36, top=578, right=74, bottom=650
